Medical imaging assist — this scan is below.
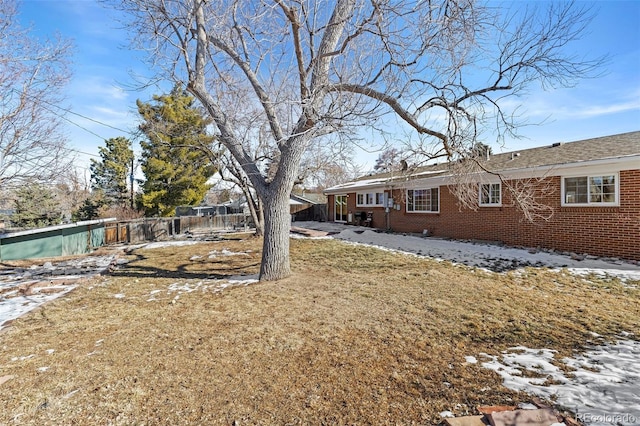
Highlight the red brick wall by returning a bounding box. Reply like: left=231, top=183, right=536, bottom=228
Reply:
left=328, top=169, right=640, bottom=261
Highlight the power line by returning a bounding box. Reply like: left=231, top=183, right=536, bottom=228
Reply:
left=9, top=87, right=136, bottom=137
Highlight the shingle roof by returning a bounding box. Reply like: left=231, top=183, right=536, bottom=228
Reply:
left=359, top=130, right=640, bottom=181
left=325, top=131, right=640, bottom=193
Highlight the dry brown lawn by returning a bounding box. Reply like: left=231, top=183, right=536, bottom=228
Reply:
left=1, top=236, right=638, bottom=425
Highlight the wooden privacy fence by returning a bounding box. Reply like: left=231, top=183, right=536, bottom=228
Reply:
left=118, top=214, right=251, bottom=244
left=104, top=222, right=129, bottom=245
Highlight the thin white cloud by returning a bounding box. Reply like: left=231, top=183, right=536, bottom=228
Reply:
left=574, top=99, right=640, bottom=118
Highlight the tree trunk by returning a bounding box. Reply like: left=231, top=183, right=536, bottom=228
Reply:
left=255, top=198, right=265, bottom=237
left=259, top=188, right=291, bottom=280
left=244, top=188, right=264, bottom=237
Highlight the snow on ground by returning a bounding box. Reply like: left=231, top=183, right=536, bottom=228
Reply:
left=135, top=240, right=201, bottom=250
left=0, top=255, right=119, bottom=330
left=145, top=275, right=260, bottom=302
left=293, top=221, right=640, bottom=420
left=480, top=338, right=640, bottom=425
left=293, top=221, right=640, bottom=281
left=0, top=284, right=77, bottom=330
left=2, top=223, right=639, bottom=417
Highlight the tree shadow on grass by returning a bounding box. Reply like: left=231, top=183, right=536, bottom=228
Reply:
left=107, top=252, right=260, bottom=281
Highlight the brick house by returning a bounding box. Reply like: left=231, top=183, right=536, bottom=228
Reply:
left=324, top=131, right=640, bottom=261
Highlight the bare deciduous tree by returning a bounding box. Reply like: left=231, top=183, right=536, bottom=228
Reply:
left=448, top=157, right=555, bottom=222
left=115, top=0, right=602, bottom=280
left=214, top=149, right=265, bottom=237
left=0, top=0, right=74, bottom=188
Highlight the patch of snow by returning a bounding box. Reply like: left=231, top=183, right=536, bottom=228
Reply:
left=208, top=249, right=250, bottom=259
left=114, top=293, right=125, bottom=299
left=63, top=389, right=79, bottom=399
left=0, top=254, right=117, bottom=329
left=292, top=221, right=640, bottom=281
left=140, top=241, right=199, bottom=250
left=37, top=366, right=49, bottom=372
left=45, top=349, right=55, bottom=355
left=167, top=282, right=203, bottom=293
left=440, top=411, right=455, bottom=418
left=226, top=274, right=260, bottom=284
left=11, top=354, right=34, bottom=361
left=464, top=355, right=478, bottom=364
left=160, top=276, right=259, bottom=298
left=0, top=285, right=76, bottom=330
left=518, top=402, right=539, bottom=410
left=480, top=338, right=640, bottom=425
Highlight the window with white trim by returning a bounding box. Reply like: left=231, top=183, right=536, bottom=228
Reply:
left=563, top=174, right=617, bottom=205
left=479, top=183, right=501, bottom=206
left=406, top=188, right=439, bottom=212
left=356, top=192, right=385, bottom=207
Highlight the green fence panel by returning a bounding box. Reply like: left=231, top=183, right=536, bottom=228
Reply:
left=0, top=230, right=63, bottom=260
left=62, top=226, right=90, bottom=256
left=90, top=225, right=105, bottom=249
left=0, top=221, right=109, bottom=261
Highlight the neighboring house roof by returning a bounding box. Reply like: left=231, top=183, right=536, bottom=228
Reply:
left=325, top=131, right=640, bottom=194
left=290, top=193, right=327, bottom=205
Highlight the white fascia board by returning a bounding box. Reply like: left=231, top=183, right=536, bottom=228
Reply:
left=392, top=155, right=640, bottom=189
left=324, top=171, right=446, bottom=194
left=325, top=155, right=640, bottom=194
left=497, top=155, right=640, bottom=180
left=324, top=179, right=390, bottom=194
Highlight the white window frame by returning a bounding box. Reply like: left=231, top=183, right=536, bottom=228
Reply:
left=561, top=172, right=619, bottom=207
left=479, top=183, right=502, bottom=206
left=356, top=191, right=385, bottom=207
left=406, top=188, right=439, bottom=213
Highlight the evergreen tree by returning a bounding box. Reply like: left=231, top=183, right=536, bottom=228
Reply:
left=72, top=192, right=106, bottom=221
left=137, top=85, right=216, bottom=216
left=90, top=137, right=134, bottom=208
left=13, top=182, right=62, bottom=228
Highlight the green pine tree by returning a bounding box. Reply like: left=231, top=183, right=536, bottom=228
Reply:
left=137, top=85, right=216, bottom=217
left=90, top=137, right=134, bottom=208
left=13, top=182, right=63, bottom=228
left=72, top=191, right=107, bottom=221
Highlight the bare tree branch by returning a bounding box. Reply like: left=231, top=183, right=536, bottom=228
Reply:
left=113, top=0, right=603, bottom=279
left=0, top=0, right=73, bottom=188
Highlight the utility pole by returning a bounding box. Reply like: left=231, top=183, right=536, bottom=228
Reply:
left=130, top=156, right=135, bottom=209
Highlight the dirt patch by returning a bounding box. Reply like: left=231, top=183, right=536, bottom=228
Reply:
left=0, top=237, right=638, bottom=424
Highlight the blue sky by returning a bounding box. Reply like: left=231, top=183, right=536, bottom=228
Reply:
left=18, top=0, right=640, bottom=174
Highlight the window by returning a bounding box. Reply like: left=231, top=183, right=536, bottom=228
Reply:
left=366, top=193, right=375, bottom=205
left=479, top=183, right=501, bottom=206
left=356, top=192, right=385, bottom=207
left=407, top=188, right=439, bottom=212
left=563, top=174, right=617, bottom=205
